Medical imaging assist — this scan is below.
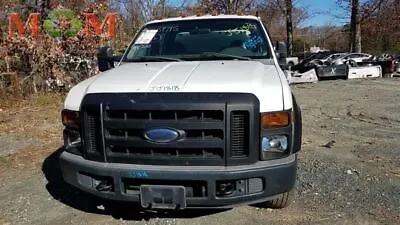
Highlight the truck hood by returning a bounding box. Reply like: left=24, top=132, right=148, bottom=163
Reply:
left=64, top=60, right=290, bottom=112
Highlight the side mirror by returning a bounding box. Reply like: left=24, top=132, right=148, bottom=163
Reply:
left=276, top=41, right=288, bottom=69
left=276, top=41, right=287, bottom=59
left=97, top=46, right=121, bottom=72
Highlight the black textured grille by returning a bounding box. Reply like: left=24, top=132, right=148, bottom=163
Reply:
left=85, top=111, right=98, bottom=153
left=83, top=110, right=104, bottom=161
left=80, top=93, right=259, bottom=166
left=231, top=111, right=249, bottom=157
left=103, top=109, right=225, bottom=165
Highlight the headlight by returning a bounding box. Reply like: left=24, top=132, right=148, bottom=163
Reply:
left=261, top=135, right=288, bottom=152
left=261, top=135, right=289, bottom=160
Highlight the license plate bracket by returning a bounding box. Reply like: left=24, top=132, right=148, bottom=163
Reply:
left=140, top=185, right=186, bottom=210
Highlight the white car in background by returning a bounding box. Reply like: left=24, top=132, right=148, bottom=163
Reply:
left=309, top=53, right=347, bottom=65
left=323, top=53, right=347, bottom=63
left=332, top=53, right=372, bottom=65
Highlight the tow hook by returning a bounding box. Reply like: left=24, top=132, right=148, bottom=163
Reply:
left=95, top=180, right=113, bottom=192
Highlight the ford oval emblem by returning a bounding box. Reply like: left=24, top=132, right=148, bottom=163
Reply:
left=144, top=128, right=180, bottom=143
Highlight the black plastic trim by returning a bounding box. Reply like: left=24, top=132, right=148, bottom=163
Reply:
left=226, top=98, right=260, bottom=166
left=292, top=94, right=302, bottom=154
left=79, top=92, right=260, bottom=167
left=63, top=128, right=83, bottom=156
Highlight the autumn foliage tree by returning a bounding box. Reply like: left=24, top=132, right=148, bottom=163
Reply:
left=0, top=1, right=112, bottom=97
left=361, top=0, right=400, bottom=54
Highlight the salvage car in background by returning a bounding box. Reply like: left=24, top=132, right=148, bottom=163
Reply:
left=347, top=65, right=382, bottom=79
left=361, top=54, right=398, bottom=76
left=315, top=63, right=349, bottom=79
left=315, top=54, right=382, bottom=80
left=310, top=53, right=347, bottom=65
left=286, top=57, right=299, bottom=67
left=291, top=51, right=337, bottom=73
left=332, top=53, right=372, bottom=65
left=286, top=51, right=384, bottom=82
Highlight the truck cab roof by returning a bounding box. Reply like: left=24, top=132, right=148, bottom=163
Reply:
left=146, top=14, right=262, bottom=25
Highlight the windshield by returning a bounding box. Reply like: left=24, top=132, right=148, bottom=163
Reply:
left=122, top=19, right=272, bottom=62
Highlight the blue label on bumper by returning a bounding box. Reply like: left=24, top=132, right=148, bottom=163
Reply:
left=127, top=171, right=149, bottom=178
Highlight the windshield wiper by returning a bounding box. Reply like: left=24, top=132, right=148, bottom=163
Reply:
left=200, top=52, right=252, bottom=61
left=125, top=56, right=183, bottom=62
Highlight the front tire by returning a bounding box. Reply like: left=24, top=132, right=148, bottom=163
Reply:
left=265, top=191, right=293, bottom=209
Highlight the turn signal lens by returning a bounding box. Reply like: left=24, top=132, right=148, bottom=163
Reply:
left=62, top=110, right=79, bottom=128
left=261, top=112, right=291, bottom=129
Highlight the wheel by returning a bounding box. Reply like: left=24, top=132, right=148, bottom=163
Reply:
left=264, top=191, right=293, bottom=209
left=346, top=59, right=357, bottom=67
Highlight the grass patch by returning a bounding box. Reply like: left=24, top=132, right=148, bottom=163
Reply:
left=30, top=93, right=64, bottom=106
left=0, top=93, right=65, bottom=109
left=0, top=156, right=10, bottom=166
left=0, top=217, right=10, bottom=225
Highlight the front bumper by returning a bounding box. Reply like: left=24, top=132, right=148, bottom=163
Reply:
left=60, top=151, right=298, bottom=209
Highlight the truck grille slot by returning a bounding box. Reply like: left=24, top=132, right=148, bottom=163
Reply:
left=185, top=130, right=224, bottom=140
left=85, top=111, right=100, bottom=153
left=107, top=110, right=224, bottom=121
left=231, top=111, right=250, bottom=157
left=109, top=146, right=223, bottom=158
left=107, top=129, right=224, bottom=140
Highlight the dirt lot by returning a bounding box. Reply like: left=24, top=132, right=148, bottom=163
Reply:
left=0, top=78, right=399, bottom=225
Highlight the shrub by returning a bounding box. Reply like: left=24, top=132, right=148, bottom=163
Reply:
left=0, top=33, right=107, bottom=97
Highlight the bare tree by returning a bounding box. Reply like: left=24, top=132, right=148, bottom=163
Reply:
left=198, top=0, right=257, bottom=14
left=257, top=0, right=306, bottom=55
left=336, top=0, right=386, bottom=52
left=349, top=0, right=361, bottom=52
left=285, top=0, right=293, bottom=55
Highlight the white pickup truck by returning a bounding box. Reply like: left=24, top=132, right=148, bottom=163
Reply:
left=60, top=14, right=302, bottom=210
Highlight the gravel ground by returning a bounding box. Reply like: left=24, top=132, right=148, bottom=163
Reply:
left=0, top=136, right=35, bottom=157
left=0, top=78, right=399, bottom=225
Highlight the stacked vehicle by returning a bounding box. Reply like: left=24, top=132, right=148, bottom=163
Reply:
left=283, top=51, right=400, bottom=84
